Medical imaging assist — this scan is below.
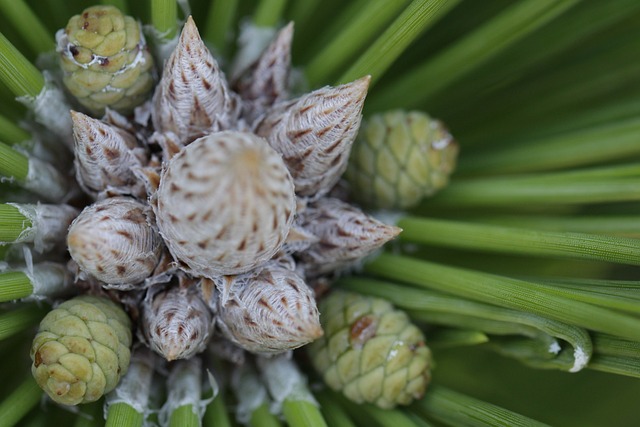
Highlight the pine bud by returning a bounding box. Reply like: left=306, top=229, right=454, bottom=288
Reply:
left=308, top=290, right=431, bottom=409
left=297, top=198, right=401, bottom=277
left=216, top=265, right=323, bottom=354
left=254, top=76, right=370, bottom=198
left=71, top=111, right=146, bottom=199
left=30, top=295, right=132, bottom=405
left=345, top=110, right=458, bottom=209
left=57, top=5, right=155, bottom=115
left=67, top=197, right=162, bottom=287
left=155, top=131, right=296, bottom=276
left=235, top=22, right=293, bottom=123
left=152, top=16, right=241, bottom=146
left=140, top=282, right=213, bottom=361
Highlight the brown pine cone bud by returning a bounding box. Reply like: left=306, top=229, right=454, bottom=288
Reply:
left=67, top=197, right=163, bottom=287
left=155, top=131, right=296, bottom=277
left=216, top=264, right=323, bottom=354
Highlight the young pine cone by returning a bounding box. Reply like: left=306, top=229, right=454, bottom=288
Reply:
left=345, top=110, right=458, bottom=209
left=216, top=265, right=323, bottom=354
left=155, top=131, right=296, bottom=277
left=30, top=295, right=132, bottom=405
left=57, top=5, right=154, bottom=115
left=307, top=290, right=432, bottom=409
left=140, top=282, right=213, bottom=361
left=67, top=197, right=163, bottom=287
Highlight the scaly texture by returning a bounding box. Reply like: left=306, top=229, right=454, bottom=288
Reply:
left=141, top=281, right=213, bottom=361
left=155, top=131, right=296, bottom=276
left=254, top=76, right=370, bottom=198
left=30, top=295, right=132, bottom=405
left=345, top=110, right=458, bottom=209
left=152, top=16, right=241, bottom=146
left=308, top=290, right=431, bottom=409
left=67, top=197, right=162, bottom=286
left=57, top=5, right=154, bottom=115
left=234, top=22, right=294, bottom=123
left=216, top=264, right=323, bottom=354
left=297, top=197, right=402, bottom=277
left=71, top=111, right=146, bottom=199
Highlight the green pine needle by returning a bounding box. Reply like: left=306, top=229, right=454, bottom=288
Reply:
left=0, top=32, right=44, bottom=98
left=0, top=141, right=29, bottom=182
left=337, top=0, right=458, bottom=86
left=105, top=402, right=144, bottom=427
left=305, top=0, right=408, bottom=85
left=0, top=376, right=42, bottom=427
left=416, top=385, right=550, bottom=427
left=203, top=392, right=233, bottom=427
left=366, top=253, right=640, bottom=341
left=204, top=0, right=238, bottom=57
left=0, top=304, right=45, bottom=342
left=253, top=0, right=287, bottom=27
left=397, top=216, right=640, bottom=266
left=368, top=0, right=579, bottom=111
left=151, top=0, right=178, bottom=40
left=169, top=405, right=200, bottom=427
left=0, top=203, right=31, bottom=242
left=283, top=400, right=328, bottom=427
left=0, top=114, right=29, bottom=144
left=250, top=404, right=283, bottom=427
left=0, top=0, right=52, bottom=55
left=0, top=271, right=33, bottom=302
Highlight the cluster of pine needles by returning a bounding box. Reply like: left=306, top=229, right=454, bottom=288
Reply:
left=0, top=0, right=639, bottom=426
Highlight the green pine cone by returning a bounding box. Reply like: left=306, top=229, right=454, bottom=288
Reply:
left=345, top=110, right=458, bottom=210
left=308, top=290, right=432, bottom=409
left=30, top=295, right=132, bottom=406
left=58, top=5, right=155, bottom=115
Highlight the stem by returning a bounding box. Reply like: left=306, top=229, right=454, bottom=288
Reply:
left=169, top=405, right=200, bottom=427
left=0, top=114, right=29, bottom=144
left=0, top=376, right=42, bottom=427
left=0, top=0, right=53, bottom=55
left=163, top=358, right=203, bottom=427
left=458, top=117, right=640, bottom=174
left=0, top=271, right=33, bottom=302
left=151, top=0, right=178, bottom=40
left=105, top=403, right=144, bottom=427
left=337, top=0, right=458, bottom=86
left=0, top=32, right=44, bottom=98
left=0, top=141, right=28, bottom=181
left=203, top=390, right=233, bottom=427
left=253, top=0, right=287, bottom=27
left=0, top=203, right=31, bottom=242
left=204, top=0, right=238, bottom=57
left=366, top=253, right=640, bottom=341
left=397, top=216, right=640, bottom=266
left=0, top=304, right=45, bottom=341
left=315, top=391, right=357, bottom=427
left=416, top=385, right=550, bottom=427
left=305, top=0, right=408, bottom=86
left=283, top=399, right=328, bottom=427
left=368, top=0, right=578, bottom=111
left=250, top=404, right=282, bottom=427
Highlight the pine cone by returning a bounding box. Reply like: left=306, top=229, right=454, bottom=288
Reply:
left=308, top=290, right=431, bottom=409
left=57, top=5, right=155, bottom=115
left=30, top=295, right=132, bottom=405
left=345, top=110, right=458, bottom=209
